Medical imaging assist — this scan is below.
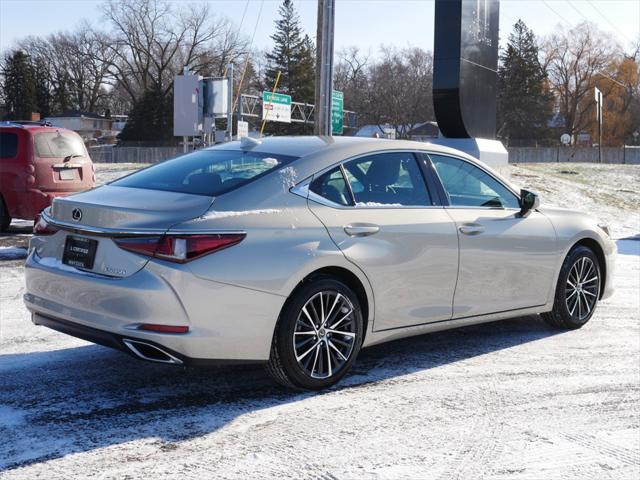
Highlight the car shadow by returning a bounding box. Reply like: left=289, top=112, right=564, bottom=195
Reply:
left=0, top=315, right=561, bottom=470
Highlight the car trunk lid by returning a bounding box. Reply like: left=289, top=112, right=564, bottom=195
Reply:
left=36, top=186, right=214, bottom=278
left=50, top=185, right=214, bottom=230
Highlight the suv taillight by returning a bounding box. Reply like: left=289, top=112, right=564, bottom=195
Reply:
left=114, top=233, right=245, bottom=263
left=33, top=214, right=58, bottom=235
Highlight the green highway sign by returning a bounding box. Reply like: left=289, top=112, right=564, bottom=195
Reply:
left=262, top=91, right=292, bottom=123
left=331, top=90, right=344, bottom=135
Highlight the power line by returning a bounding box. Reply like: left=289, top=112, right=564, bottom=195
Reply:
left=232, top=0, right=266, bottom=114
left=540, top=1, right=630, bottom=93
left=584, top=0, right=634, bottom=44
left=564, top=0, right=590, bottom=23
left=541, top=0, right=573, bottom=26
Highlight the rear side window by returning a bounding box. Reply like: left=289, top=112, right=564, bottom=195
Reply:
left=310, top=167, right=353, bottom=206
left=0, top=132, right=18, bottom=158
left=111, top=149, right=298, bottom=196
left=35, top=131, right=86, bottom=158
left=343, top=152, right=432, bottom=206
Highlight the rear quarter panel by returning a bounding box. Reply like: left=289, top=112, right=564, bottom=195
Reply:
left=169, top=167, right=376, bottom=323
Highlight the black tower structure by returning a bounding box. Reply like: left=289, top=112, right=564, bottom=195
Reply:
left=433, top=0, right=500, bottom=139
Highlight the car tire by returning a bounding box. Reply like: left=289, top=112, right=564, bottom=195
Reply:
left=266, top=275, right=364, bottom=390
left=542, top=246, right=601, bottom=330
left=0, top=196, right=11, bottom=232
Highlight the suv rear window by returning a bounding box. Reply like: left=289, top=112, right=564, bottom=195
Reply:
left=35, top=131, right=86, bottom=158
left=111, top=149, right=298, bottom=196
left=0, top=132, right=18, bottom=158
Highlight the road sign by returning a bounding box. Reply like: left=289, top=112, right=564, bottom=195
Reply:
left=331, top=90, right=344, bottom=135
left=237, top=120, right=249, bottom=138
left=262, top=91, right=292, bottom=123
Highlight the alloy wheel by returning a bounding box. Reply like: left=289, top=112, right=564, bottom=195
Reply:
left=565, top=257, right=599, bottom=321
left=293, top=290, right=357, bottom=379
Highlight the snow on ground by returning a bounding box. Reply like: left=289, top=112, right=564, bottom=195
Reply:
left=0, top=162, right=639, bottom=479
left=0, top=242, right=638, bottom=479
left=503, top=163, right=640, bottom=239
left=94, top=162, right=150, bottom=186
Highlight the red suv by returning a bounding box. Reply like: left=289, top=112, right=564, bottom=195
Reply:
left=0, top=122, right=95, bottom=231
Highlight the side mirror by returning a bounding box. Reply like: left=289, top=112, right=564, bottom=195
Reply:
left=519, top=189, right=540, bottom=217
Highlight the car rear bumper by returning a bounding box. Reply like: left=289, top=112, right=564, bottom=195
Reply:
left=24, top=251, right=285, bottom=363
left=30, top=312, right=260, bottom=366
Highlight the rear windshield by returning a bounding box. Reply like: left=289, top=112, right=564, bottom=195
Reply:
left=35, top=131, right=86, bottom=158
left=111, top=149, right=298, bottom=196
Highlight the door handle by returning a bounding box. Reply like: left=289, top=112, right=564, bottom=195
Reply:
left=344, top=223, right=380, bottom=237
left=458, top=224, right=485, bottom=235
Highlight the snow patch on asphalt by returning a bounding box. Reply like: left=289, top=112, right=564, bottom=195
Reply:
left=0, top=405, right=26, bottom=427
left=0, top=247, right=27, bottom=260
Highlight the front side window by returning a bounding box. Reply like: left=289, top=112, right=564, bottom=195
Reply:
left=430, top=154, right=519, bottom=209
left=310, top=166, right=353, bottom=206
left=34, top=131, right=86, bottom=158
left=111, top=149, right=297, bottom=196
left=0, top=132, right=18, bottom=158
left=343, top=152, right=431, bottom=206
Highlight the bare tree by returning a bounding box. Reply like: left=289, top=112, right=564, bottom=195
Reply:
left=17, top=25, right=115, bottom=114
left=334, top=46, right=434, bottom=136
left=101, top=0, right=249, bottom=103
left=542, top=22, right=620, bottom=139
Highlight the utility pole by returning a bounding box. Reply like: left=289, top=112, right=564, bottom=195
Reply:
left=595, top=86, right=602, bottom=164
left=226, top=63, right=234, bottom=142
left=315, top=0, right=335, bottom=136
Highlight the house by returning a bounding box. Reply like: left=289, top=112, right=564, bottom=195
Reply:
left=44, top=111, right=112, bottom=140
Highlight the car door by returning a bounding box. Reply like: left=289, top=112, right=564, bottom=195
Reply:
left=307, top=151, right=459, bottom=331
left=428, top=153, right=557, bottom=318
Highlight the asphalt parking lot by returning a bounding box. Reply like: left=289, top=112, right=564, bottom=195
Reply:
left=0, top=163, right=638, bottom=479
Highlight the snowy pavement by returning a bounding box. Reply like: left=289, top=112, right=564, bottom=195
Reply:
left=0, top=240, right=638, bottom=479
left=0, top=162, right=639, bottom=479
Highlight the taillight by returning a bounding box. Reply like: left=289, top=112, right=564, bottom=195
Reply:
left=114, top=233, right=245, bottom=263
left=33, top=214, right=58, bottom=235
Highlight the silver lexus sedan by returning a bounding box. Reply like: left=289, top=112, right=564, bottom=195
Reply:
left=24, top=137, right=616, bottom=389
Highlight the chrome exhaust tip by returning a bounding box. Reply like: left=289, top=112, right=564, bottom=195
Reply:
left=123, top=339, right=183, bottom=365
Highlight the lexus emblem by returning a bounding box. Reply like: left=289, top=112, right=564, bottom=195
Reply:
left=71, top=208, right=83, bottom=222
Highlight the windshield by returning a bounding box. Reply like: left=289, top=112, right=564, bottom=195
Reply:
left=35, top=131, right=87, bottom=158
left=111, top=149, right=298, bottom=196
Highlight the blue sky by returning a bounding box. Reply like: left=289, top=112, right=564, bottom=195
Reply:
left=1, top=0, right=639, bottom=54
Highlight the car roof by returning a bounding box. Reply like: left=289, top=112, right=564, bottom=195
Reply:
left=0, top=122, right=76, bottom=134
left=207, top=135, right=481, bottom=163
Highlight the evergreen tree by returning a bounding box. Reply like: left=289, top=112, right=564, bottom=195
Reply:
left=118, top=86, right=173, bottom=143
left=32, top=58, right=51, bottom=117
left=497, top=20, right=554, bottom=145
left=52, top=72, right=72, bottom=114
left=1, top=50, right=37, bottom=120
left=265, top=0, right=315, bottom=103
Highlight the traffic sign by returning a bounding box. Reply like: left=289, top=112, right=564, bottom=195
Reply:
left=262, top=91, right=292, bottom=123
left=237, top=120, right=249, bottom=138
left=331, top=90, right=343, bottom=135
